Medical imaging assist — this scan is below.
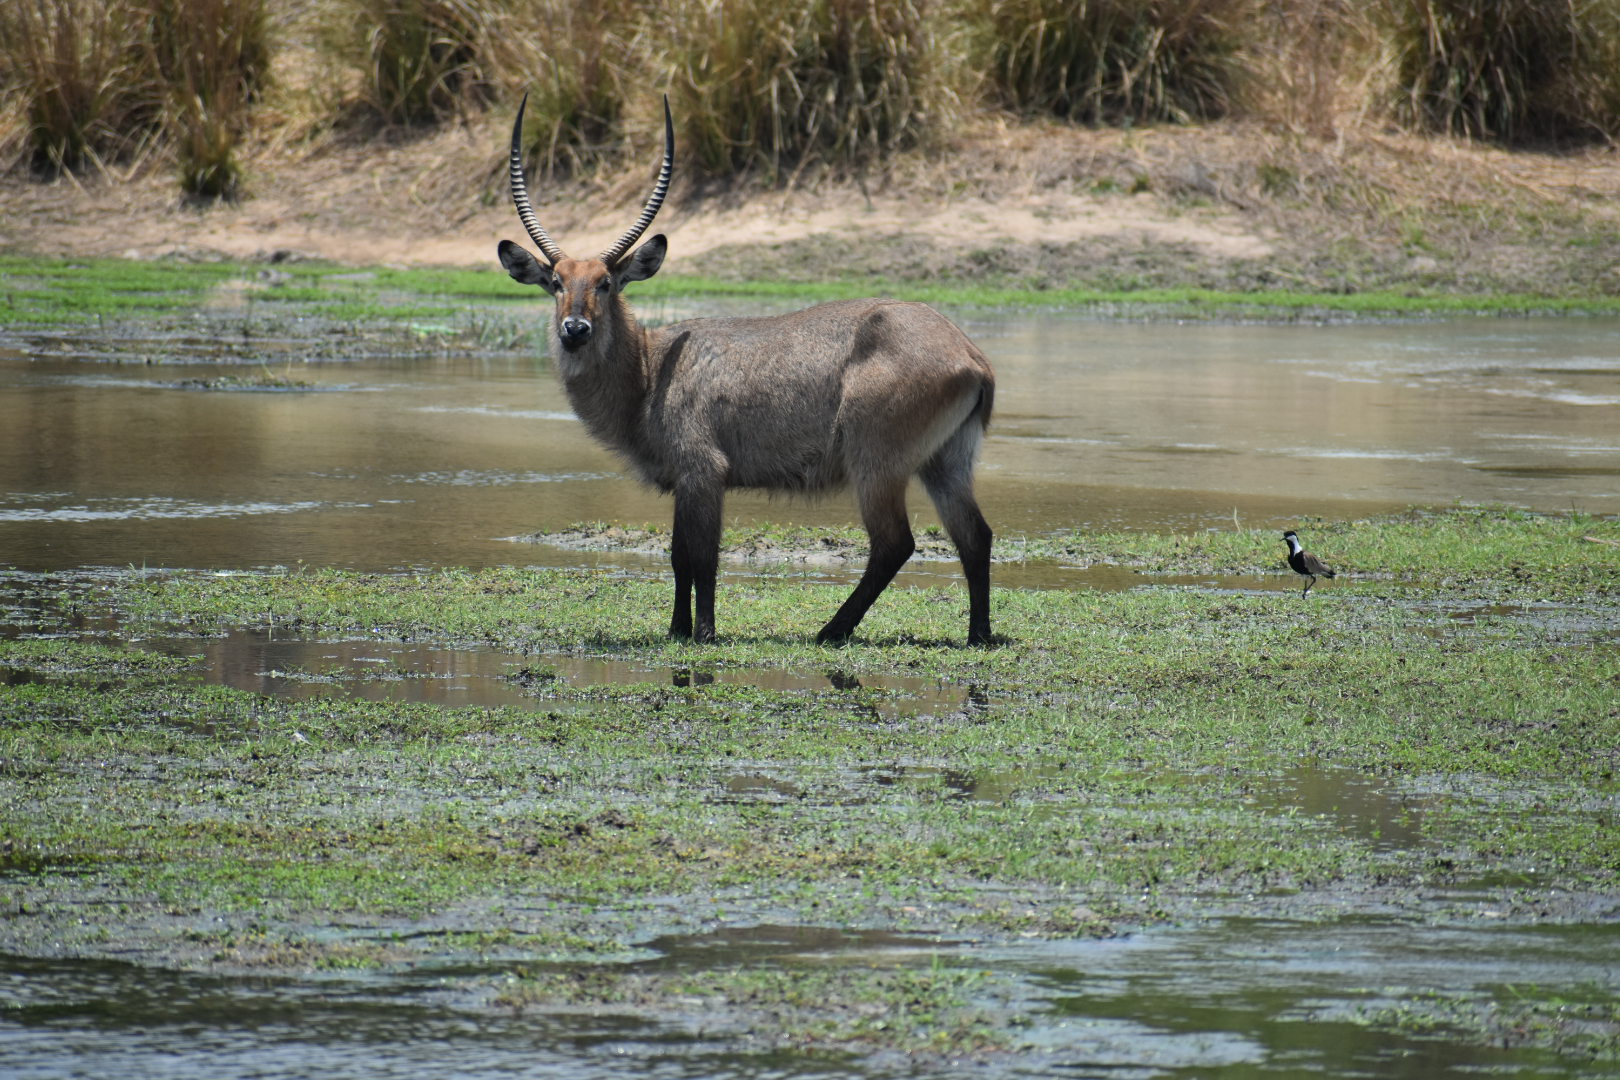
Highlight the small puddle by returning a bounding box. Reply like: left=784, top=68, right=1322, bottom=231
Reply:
left=706, top=762, right=1449, bottom=865
left=1429, top=600, right=1620, bottom=645
left=855, top=762, right=1064, bottom=804
left=1, top=667, right=49, bottom=687
left=142, top=630, right=545, bottom=711
left=0, top=575, right=123, bottom=640
left=4, top=602, right=974, bottom=719
left=1243, top=765, right=1428, bottom=851
left=133, top=628, right=969, bottom=716
left=0, top=952, right=671, bottom=1080
left=840, top=762, right=1431, bottom=850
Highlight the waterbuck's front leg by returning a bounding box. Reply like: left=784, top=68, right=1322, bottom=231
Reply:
left=669, top=483, right=722, bottom=642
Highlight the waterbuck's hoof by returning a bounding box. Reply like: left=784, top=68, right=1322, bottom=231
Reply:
left=671, top=625, right=718, bottom=644
left=816, top=627, right=853, bottom=647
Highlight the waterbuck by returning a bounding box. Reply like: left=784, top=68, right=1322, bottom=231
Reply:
left=497, top=96, right=995, bottom=645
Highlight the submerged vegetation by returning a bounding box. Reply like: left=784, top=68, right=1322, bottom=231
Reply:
left=1, top=507, right=1617, bottom=1062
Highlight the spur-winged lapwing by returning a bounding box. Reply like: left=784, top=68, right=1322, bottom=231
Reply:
left=1282, top=530, right=1336, bottom=596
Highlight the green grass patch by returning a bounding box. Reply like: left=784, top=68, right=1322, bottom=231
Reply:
left=8, top=253, right=1620, bottom=330
left=634, top=275, right=1620, bottom=318
left=532, top=505, right=1620, bottom=602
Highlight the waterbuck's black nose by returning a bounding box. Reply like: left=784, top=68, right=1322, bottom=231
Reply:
left=560, top=316, right=592, bottom=345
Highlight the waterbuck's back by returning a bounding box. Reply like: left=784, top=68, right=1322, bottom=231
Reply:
left=639, top=298, right=993, bottom=494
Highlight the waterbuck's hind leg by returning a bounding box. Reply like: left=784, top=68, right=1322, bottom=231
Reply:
left=670, top=486, right=723, bottom=642
left=667, top=525, right=694, bottom=640
left=920, top=426, right=993, bottom=646
left=816, top=478, right=914, bottom=644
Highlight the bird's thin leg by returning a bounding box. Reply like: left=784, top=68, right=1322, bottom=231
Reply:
left=1302, top=575, right=1314, bottom=597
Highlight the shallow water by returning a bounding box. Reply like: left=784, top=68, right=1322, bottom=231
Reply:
left=2, top=307, right=1616, bottom=575
left=5, top=914, right=1615, bottom=1078
left=1011, top=916, right=1620, bottom=1078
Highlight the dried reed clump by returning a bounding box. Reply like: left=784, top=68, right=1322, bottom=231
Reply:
left=0, top=0, right=270, bottom=198
left=497, top=0, right=648, bottom=180
left=144, top=0, right=274, bottom=200
left=333, top=0, right=501, bottom=127
left=1382, top=0, right=1620, bottom=143
left=658, top=0, right=957, bottom=179
left=0, top=0, right=164, bottom=174
left=960, top=0, right=1258, bottom=125
left=1242, top=0, right=1388, bottom=139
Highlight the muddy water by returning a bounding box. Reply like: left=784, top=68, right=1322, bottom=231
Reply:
left=5, top=914, right=1615, bottom=1078
left=2, top=308, right=1617, bottom=575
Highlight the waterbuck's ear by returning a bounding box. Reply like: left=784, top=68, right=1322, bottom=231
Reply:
left=498, top=240, right=558, bottom=295
left=615, top=234, right=666, bottom=288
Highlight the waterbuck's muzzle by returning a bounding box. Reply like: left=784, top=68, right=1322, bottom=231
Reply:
left=559, top=315, right=592, bottom=348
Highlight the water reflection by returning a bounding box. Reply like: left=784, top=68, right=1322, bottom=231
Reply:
left=854, top=762, right=1428, bottom=849
left=2, top=311, right=1617, bottom=574
left=1025, top=917, right=1620, bottom=1078
left=1245, top=765, right=1426, bottom=851
left=975, top=315, right=1620, bottom=537
left=123, top=627, right=965, bottom=716
left=5, top=914, right=1614, bottom=1079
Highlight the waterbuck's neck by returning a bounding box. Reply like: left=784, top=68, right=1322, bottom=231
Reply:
left=553, top=297, right=653, bottom=456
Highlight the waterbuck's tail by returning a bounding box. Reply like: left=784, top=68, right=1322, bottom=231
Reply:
left=972, top=377, right=994, bottom=432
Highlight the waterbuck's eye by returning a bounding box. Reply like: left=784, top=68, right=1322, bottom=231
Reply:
left=597, top=279, right=612, bottom=293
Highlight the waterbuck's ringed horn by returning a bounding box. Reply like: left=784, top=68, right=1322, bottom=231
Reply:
left=507, top=93, right=674, bottom=270
left=507, top=93, right=565, bottom=265
left=597, top=95, right=674, bottom=267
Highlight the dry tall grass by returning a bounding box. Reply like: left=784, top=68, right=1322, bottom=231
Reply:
left=960, top=0, right=1258, bottom=124
left=145, top=0, right=273, bottom=200
left=1382, top=0, right=1620, bottom=143
left=1243, top=0, right=1387, bottom=139
left=659, top=0, right=956, bottom=179
left=499, top=0, right=647, bottom=179
left=0, top=0, right=164, bottom=174
left=0, top=0, right=269, bottom=198
left=335, top=0, right=498, bottom=126
left=2, top=0, right=1616, bottom=200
